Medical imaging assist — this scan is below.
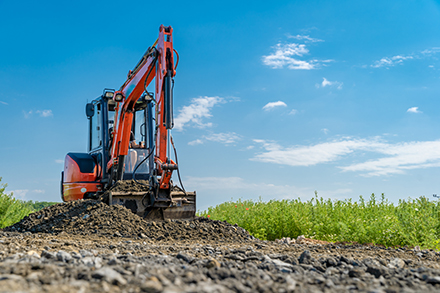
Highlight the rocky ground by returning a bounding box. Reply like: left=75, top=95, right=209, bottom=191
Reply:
left=1, top=199, right=440, bottom=292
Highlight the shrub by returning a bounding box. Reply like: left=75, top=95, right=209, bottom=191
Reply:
left=0, top=177, right=34, bottom=228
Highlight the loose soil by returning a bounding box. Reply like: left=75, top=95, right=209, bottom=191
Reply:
left=2, top=199, right=440, bottom=292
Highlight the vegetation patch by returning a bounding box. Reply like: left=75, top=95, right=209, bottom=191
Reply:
left=0, top=178, right=58, bottom=229
left=199, top=193, right=440, bottom=249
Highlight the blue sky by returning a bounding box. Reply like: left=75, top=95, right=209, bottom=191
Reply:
left=2, top=0, right=440, bottom=210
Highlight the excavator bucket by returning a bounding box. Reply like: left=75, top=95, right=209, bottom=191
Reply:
left=107, top=180, right=196, bottom=221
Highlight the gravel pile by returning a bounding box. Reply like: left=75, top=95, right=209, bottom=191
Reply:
left=4, top=200, right=254, bottom=243
left=0, top=232, right=440, bottom=292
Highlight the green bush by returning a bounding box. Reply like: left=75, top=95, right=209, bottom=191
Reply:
left=23, top=200, right=58, bottom=211
left=199, top=193, right=440, bottom=249
left=0, top=177, right=34, bottom=228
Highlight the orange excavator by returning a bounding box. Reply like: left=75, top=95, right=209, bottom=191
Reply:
left=61, top=25, right=196, bottom=220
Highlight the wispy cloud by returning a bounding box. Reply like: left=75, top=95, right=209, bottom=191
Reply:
left=185, top=176, right=312, bottom=201
left=189, top=132, right=241, bottom=145
left=23, top=110, right=32, bottom=119
left=289, top=109, right=298, bottom=115
left=316, top=77, right=343, bottom=89
left=184, top=176, right=354, bottom=207
left=205, top=132, right=241, bottom=144
left=371, top=55, right=413, bottom=68
left=174, top=96, right=224, bottom=131
left=407, top=107, right=422, bottom=113
left=0, top=101, right=8, bottom=105
left=23, top=109, right=53, bottom=118
left=262, top=40, right=331, bottom=70
left=37, top=110, right=53, bottom=117
left=10, top=189, right=28, bottom=199
left=370, top=47, right=440, bottom=68
left=340, top=140, right=440, bottom=176
left=321, top=128, right=329, bottom=134
left=263, top=101, right=287, bottom=111
left=188, top=139, right=203, bottom=146
left=287, top=34, right=324, bottom=43
left=252, top=138, right=386, bottom=167
left=55, top=159, right=64, bottom=164
left=252, top=137, right=440, bottom=177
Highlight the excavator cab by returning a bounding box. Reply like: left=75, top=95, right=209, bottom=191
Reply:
left=62, top=90, right=154, bottom=201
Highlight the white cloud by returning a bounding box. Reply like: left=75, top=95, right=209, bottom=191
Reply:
left=252, top=138, right=387, bottom=167
left=188, top=139, right=204, bottom=146
left=371, top=55, right=413, bottom=68
left=10, top=189, right=28, bottom=199
left=287, top=34, right=324, bottom=43
left=421, top=47, right=440, bottom=55
left=23, top=110, right=32, bottom=118
left=316, top=78, right=343, bottom=89
left=174, top=96, right=224, bottom=131
left=205, top=132, right=241, bottom=144
left=252, top=137, right=440, bottom=177
left=0, top=101, right=8, bottom=105
left=188, top=133, right=241, bottom=146
left=185, top=176, right=312, bottom=202
left=23, top=109, right=53, bottom=118
left=369, top=47, right=440, bottom=68
left=407, top=107, right=422, bottom=113
left=263, top=101, right=287, bottom=111
left=37, top=110, right=53, bottom=117
left=289, top=109, right=298, bottom=115
left=370, top=47, right=440, bottom=68
left=340, top=140, right=440, bottom=176
left=262, top=42, right=330, bottom=70
left=184, top=176, right=355, bottom=209
left=321, top=128, right=329, bottom=134
left=55, top=159, right=64, bottom=164
left=33, top=189, right=45, bottom=194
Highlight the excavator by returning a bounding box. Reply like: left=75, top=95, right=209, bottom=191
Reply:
left=61, top=25, right=196, bottom=220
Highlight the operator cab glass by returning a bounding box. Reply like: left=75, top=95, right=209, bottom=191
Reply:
left=108, top=97, right=150, bottom=180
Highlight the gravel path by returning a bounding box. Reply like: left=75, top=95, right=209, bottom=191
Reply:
left=1, top=200, right=440, bottom=292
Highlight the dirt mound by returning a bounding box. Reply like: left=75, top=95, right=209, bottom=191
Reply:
left=4, top=199, right=254, bottom=243
left=107, top=179, right=150, bottom=193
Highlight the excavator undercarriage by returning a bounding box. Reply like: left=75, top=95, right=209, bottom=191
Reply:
left=108, top=182, right=196, bottom=220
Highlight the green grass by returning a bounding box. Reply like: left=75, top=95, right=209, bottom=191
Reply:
left=0, top=177, right=59, bottom=229
left=199, top=193, right=440, bottom=249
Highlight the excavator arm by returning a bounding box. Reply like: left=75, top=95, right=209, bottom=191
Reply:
left=108, top=25, right=177, bottom=192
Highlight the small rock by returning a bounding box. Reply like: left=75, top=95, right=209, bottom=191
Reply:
left=206, top=259, right=221, bottom=269
left=26, top=250, right=40, bottom=258
left=56, top=250, right=72, bottom=262
left=91, top=267, right=127, bottom=285
left=426, top=276, right=440, bottom=285
left=349, top=268, right=365, bottom=278
left=176, top=253, right=194, bottom=263
left=114, top=231, right=122, bottom=237
left=141, top=279, right=163, bottom=293
left=388, top=258, right=405, bottom=269
left=298, top=250, right=312, bottom=264
left=41, top=250, right=56, bottom=259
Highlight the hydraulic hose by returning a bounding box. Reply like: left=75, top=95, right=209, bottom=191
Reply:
left=133, top=145, right=155, bottom=186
